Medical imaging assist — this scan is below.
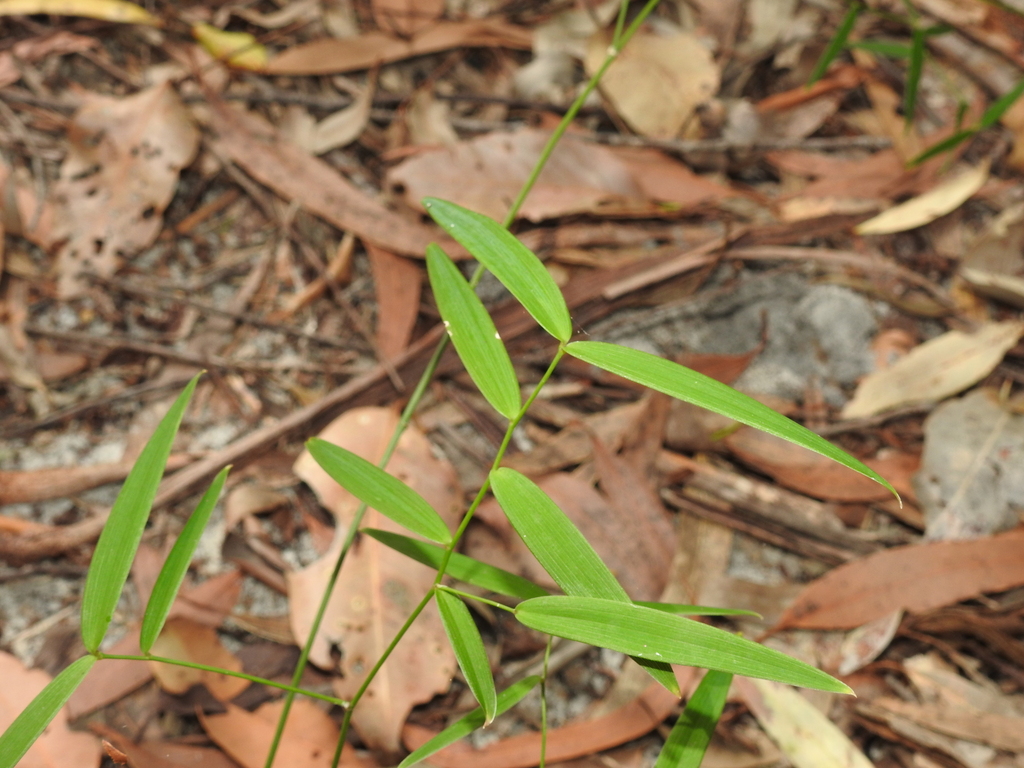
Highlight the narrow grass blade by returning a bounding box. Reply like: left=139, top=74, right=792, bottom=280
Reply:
left=140, top=466, right=230, bottom=653
left=849, top=39, right=910, bottom=57
left=362, top=528, right=549, bottom=599
left=904, top=29, right=925, bottom=127
left=0, top=655, right=96, bottom=768
left=307, top=439, right=452, bottom=544
left=807, top=1, right=862, bottom=85
left=80, top=373, right=201, bottom=653
left=422, top=198, right=572, bottom=342
left=980, top=78, right=1024, bottom=129
left=654, top=670, right=732, bottom=768
left=426, top=243, right=521, bottom=419
left=436, top=588, right=498, bottom=724
left=490, top=467, right=679, bottom=695
left=515, top=596, right=850, bottom=694
left=566, top=342, right=897, bottom=499
left=398, top=675, right=541, bottom=768
left=637, top=602, right=760, bottom=618
left=910, top=128, right=976, bottom=166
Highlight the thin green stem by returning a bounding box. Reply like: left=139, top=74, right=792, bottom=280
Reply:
left=436, top=585, right=516, bottom=614
left=539, top=637, right=554, bottom=768
left=96, top=653, right=349, bottom=708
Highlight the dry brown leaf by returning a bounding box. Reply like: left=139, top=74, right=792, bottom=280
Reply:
left=207, top=99, right=435, bottom=257
left=200, top=699, right=371, bottom=768
left=224, top=482, right=289, bottom=529
left=0, top=651, right=102, bottom=768
left=0, top=349, right=89, bottom=383
left=265, top=19, right=531, bottom=75
left=775, top=527, right=1024, bottom=629
left=402, top=683, right=677, bottom=768
left=367, top=244, right=422, bottom=361
left=584, top=29, right=718, bottom=139
left=871, top=697, right=1024, bottom=752
left=280, top=79, right=375, bottom=155
left=98, top=734, right=240, bottom=768
left=373, top=0, right=443, bottom=37
left=12, top=30, right=97, bottom=60
left=290, top=407, right=460, bottom=753
left=149, top=617, right=248, bottom=701
left=960, top=202, right=1024, bottom=309
left=724, top=428, right=920, bottom=503
left=611, top=147, right=736, bottom=208
left=52, top=84, right=199, bottom=297
left=855, top=162, right=990, bottom=235
left=736, top=677, right=873, bottom=768
left=842, top=321, right=1024, bottom=419
left=0, top=158, right=57, bottom=249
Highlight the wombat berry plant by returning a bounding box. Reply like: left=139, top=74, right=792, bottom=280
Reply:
left=0, top=3, right=898, bottom=767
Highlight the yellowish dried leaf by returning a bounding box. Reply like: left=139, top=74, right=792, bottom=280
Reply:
left=0, top=0, right=158, bottom=25
left=192, top=23, right=267, bottom=70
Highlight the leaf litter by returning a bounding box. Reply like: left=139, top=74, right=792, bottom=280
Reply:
left=5, top=2, right=1024, bottom=768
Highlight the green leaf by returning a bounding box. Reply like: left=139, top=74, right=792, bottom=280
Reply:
left=848, top=39, right=911, bottom=58
left=398, top=675, right=541, bottom=768
left=636, top=602, right=761, bottom=618
left=807, top=1, right=862, bottom=85
left=904, top=29, right=925, bottom=126
left=362, top=528, right=549, bottom=599
left=307, top=439, right=452, bottom=545
left=426, top=243, right=521, bottom=419
left=565, top=342, right=897, bottom=499
left=81, top=373, right=202, bottom=653
left=980, top=78, right=1024, bottom=129
left=0, top=655, right=96, bottom=768
left=436, top=588, right=498, bottom=724
left=140, top=466, right=230, bottom=653
left=515, top=596, right=850, bottom=694
left=490, top=468, right=679, bottom=695
left=654, top=670, right=732, bottom=768
left=909, top=128, right=977, bottom=166
left=422, top=198, right=572, bottom=342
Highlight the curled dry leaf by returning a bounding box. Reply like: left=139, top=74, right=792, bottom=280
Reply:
left=148, top=617, right=248, bottom=701
left=52, top=83, right=199, bottom=298
left=842, top=321, right=1024, bottom=419
left=584, top=29, right=719, bottom=140
left=0, top=651, right=101, bottom=768
left=291, top=407, right=460, bottom=753
left=855, top=162, right=990, bottom=235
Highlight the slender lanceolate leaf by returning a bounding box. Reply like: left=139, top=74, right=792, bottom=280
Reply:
left=81, top=373, right=202, bottom=653
left=910, top=129, right=976, bottom=165
left=426, top=243, right=521, bottom=419
left=515, top=596, right=851, bottom=694
left=363, top=529, right=549, bottom=599
left=422, top=198, right=572, bottom=342
left=637, top=602, right=760, bottom=618
left=654, top=670, right=732, bottom=768
left=490, top=468, right=678, bottom=695
left=140, top=466, right=230, bottom=653
left=307, top=439, right=452, bottom=544
left=436, top=588, right=498, bottom=724
left=980, top=78, right=1024, bottom=129
left=904, top=29, right=925, bottom=126
left=566, top=342, right=897, bottom=498
left=0, top=655, right=96, bottom=768
left=807, top=1, right=862, bottom=85
left=398, top=676, right=541, bottom=768
left=848, top=39, right=910, bottom=58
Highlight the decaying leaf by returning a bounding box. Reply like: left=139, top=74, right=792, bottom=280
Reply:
left=192, top=23, right=268, bottom=70
left=0, top=651, right=102, bottom=768
left=855, top=162, right=990, bottom=235
left=737, top=676, right=873, bottom=768
left=842, top=321, right=1024, bottom=418
left=52, top=83, right=199, bottom=297
left=372, top=0, right=444, bottom=37
left=148, top=617, right=248, bottom=701
left=291, top=407, right=460, bottom=752
left=367, top=245, right=422, bottom=362
left=776, top=527, right=1024, bottom=629
left=279, top=77, right=375, bottom=155
left=960, top=202, right=1024, bottom=308
left=0, top=0, right=158, bottom=25
left=584, top=29, right=719, bottom=139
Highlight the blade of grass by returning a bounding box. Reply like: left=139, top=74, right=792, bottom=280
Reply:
left=515, top=596, right=851, bottom=693
left=80, top=373, right=202, bottom=653
left=426, top=243, right=521, bottom=419
left=653, top=670, right=732, bottom=768
left=0, top=656, right=96, bottom=768
left=565, top=342, right=897, bottom=499
left=422, top=198, right=572, bottom=342
left=436, top=588, right=498, bottom=724
left=140, top=466, right=230, bottom=653
left=362, top=528, right=549, bottom=599
left=306, top=439, right=453, bottom=544
left=397, top=676, right=541, bottom=768
left=848, top=39, right=910, bottom=57
left=807, top=1, right=862, bottom=85
left=904, top=28, right=925, bottom=127
left=980, top=78, right=1024, bottom=129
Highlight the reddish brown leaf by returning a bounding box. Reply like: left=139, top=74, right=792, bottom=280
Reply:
left=366, top=244, right=422, bottom=361
left=372, top=0, right=444, bottom=36
left=776, top=527, right=1024, bottom=630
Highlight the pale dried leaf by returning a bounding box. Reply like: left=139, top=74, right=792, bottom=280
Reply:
left=53, top=84, right=199, bottom=297
left=842, top=321, right=1024, bottom=418
left=0, top=651, right=102, bottom=768
left=855, top=162, right=990, bottom=235
left=584, top=29, right=719, bottom=139
left=148, top=617, right=248, bottom=701
left=0, top=0, right=158, bottom=25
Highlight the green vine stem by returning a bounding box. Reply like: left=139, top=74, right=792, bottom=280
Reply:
left=267, top=2, right=662, bottom=765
